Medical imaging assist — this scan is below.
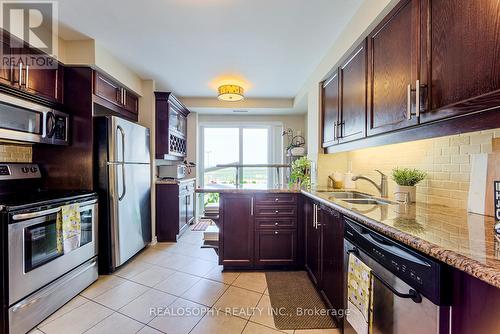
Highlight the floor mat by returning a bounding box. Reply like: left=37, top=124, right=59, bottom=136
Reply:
left=265, top=271, right=337, bottom=330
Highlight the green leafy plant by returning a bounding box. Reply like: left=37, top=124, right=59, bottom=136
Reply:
left=391, top=167, right=427, bottom=186
left=204, top=192, right=219, bottom=206
left=289, top=157, right=311, bottom=189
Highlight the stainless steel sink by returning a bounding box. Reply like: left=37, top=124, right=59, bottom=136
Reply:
left=342, top=198, right=396, bottom=205
left=327, top=192, right=372, bottom=200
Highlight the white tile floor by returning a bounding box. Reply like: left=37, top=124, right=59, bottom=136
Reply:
left=31, top=229, right=341, bottom=334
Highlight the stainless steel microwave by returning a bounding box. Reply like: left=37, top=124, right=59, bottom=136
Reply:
left=0, top=93, right=69, bottom=145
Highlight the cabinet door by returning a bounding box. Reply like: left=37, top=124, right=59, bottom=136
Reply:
left=420, top=0, right=500, bottom=123
left=305, top=201, right=321, bottom=286
left=255, top=230, right=296, bottom=266
left=367, top=0, right=420, bottom=135
left=320, top=207, right=344, bottom=314
left=339, top=41, right=367, bottom=143
left=186, top=192, right=194, bottom=225
left=25, top=62, right=63, bottom=103
left=322, top=71, right=340, bottom=147
left=0, top=37, right=13, bottom=86
left=220, top=194, right=254, bottom=267
left=94, top=72, right=121, bottom=105
left=179, top=193, right=188, bottom=233
left=123, top=90, right=139, bottom=114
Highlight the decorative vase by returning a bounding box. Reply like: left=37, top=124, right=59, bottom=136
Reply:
left=394, top=185, right=416, bottom=203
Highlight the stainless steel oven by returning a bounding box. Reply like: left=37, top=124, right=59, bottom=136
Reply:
left=0, top=92, right=69, bottom=145
left=7, top=198, right=98, bottom=305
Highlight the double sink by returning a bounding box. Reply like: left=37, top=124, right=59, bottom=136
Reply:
left=318, top=190, right=397, bottom=206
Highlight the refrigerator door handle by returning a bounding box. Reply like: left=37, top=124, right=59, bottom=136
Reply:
left=117, top=125, right=126, bottom=201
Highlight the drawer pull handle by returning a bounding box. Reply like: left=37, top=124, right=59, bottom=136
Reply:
left=275, top=198, right=279, bottom=201
left=275, top=222, right=279, bottom=226
left=275, top=210, right=279, bottom=214
left=275, top=231, right=278, bottom=234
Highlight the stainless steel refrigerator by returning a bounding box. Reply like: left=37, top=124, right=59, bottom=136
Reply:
left=95, top=116, right=152, bottom=273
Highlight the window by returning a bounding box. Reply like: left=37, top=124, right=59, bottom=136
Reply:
left=199, top=123, right=283, bottom=204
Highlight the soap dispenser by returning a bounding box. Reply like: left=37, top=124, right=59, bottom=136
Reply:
left=344, top=161, right=356, bottom=189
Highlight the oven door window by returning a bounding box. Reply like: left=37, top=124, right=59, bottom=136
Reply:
left=24, top=216, right=63, bottom=272
left=80, top=208, right=93, bottom=246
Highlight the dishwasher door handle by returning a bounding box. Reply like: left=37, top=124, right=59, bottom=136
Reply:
left=372, top=271, right=422, bottom=303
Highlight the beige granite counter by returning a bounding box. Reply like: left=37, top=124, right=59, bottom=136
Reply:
left=195, top=186, right=300, bottom=194
left=303, top=189, right=500, bottom=289
left=155, top=177, right=196, bottom=185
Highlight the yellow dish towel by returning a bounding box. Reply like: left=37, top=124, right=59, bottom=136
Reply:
left=56, top=204, right=81, bottom=254
left=346, top=252, right=374, bottom=334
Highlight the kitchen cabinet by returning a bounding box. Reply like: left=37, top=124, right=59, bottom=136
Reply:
left=305, top=198, right=322, bottom=286
left=319, top=205, right=344, bottom=313
left=254, top=229, right=296, bottom=266
left=367, top=0, right=420, bottom=136
left=156, top=179, right=195, bottom=242
left=155, top=92, right=190, bottom=160
left=93, top=71, right=139, bottom=121
left=322, top=71, right=340, bottom=147
left=0, top=30, right=63, bottom=105
left=219, top=193, right=299, bottom=268
left=339, top=41, right=367, bottom=143
left=304, top=197, right=344, bottom=323
left=220, top=194, right=254, bottom=267
left=419, top=0, right=500, bottom=123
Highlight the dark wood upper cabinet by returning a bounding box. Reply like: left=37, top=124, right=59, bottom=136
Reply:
left=322, top=71, right=340, bottom=147
left=93, top=71, right=139, bottom=121
left=339, top=40, right=367, bottom=143
left=367, top=0, right=420, bottom=135
left=155, top=92, right=189, bottom=160
left=419, top=0, right=500, bottom=123
left=25, top=62, right=64, bottom=103
left=220, top=194, right=254, bottom=267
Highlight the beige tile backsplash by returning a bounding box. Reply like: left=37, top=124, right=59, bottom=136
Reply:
left=318, top=128, right=500, bottom=209
left=0, top=143, right=32, bottom=163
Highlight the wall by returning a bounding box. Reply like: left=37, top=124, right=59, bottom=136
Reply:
left=317, top=128, right=500, bottom=209
left=0, top=143, right=32, bottom=162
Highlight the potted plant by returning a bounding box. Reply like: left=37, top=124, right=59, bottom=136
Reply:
left=289, top=156, right=311, bottom=189
left=391, top=167, right=427, bottom=203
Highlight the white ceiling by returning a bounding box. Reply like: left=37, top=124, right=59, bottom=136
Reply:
left=57, top=0, right=362, bottom=101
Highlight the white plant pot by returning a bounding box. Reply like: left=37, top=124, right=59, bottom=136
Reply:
left=394, top=185, right=416, bottom=203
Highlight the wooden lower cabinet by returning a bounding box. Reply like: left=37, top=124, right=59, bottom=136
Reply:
left=304, top=197, right=345, bottom=324
left=255, top=230, right=296, bottom=266
left=220, top=193, right=299, bottom=268
left=220, top=194, right=254, bottom=267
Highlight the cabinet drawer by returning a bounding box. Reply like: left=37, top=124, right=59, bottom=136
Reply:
left=255, top=218, right=296, bottom=230
left=254, top=205, right=297, bottom=217
left=255, top=194, right=297, bottom=205
left=255, top=229, right=296, bottom=266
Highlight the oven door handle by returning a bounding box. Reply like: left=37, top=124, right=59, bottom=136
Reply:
left=12, top=207, right=61, bottom=221
left=371, top=271, right=422, bottom=303
left=11, top=199, right=97, bottom=221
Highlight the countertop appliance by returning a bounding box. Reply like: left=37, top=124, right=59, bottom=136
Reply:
left=0, top=93, right=69, bottom=145
left=158, top=164, right=186, bottom=179
left=0, top=163, right=98, bottom=334
left=343, top=217, right=451, bottom=334
left=95, top=116, right=151, bottom=273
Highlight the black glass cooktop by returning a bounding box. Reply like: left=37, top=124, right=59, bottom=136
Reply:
left=0, top=190, right=97, bottom=212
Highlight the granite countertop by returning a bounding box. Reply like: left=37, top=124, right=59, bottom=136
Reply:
left=302, top=189, right=500, bottom=289
left=195, top=186, right=300, bottom=194
left=155, top=177, right=196, bottom=185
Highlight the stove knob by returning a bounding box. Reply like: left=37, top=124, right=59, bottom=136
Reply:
left=30, top=167, right=38, bottom=173
left=21, top=167, right=29, bottom=173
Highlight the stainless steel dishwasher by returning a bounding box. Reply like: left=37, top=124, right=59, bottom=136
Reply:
left=343, top=217, right=452, bottom=334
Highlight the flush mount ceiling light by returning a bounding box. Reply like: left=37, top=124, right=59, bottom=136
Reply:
left=218, top=84, right=244, bottom=102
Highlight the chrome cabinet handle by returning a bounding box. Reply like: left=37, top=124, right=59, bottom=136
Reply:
left=275, top=198, right=279, bottom=202
left=25, top=65, right=29, bottom=88
left=275, top=210, right=279, bottom=214
left=415, top=80, right=420, bottom=118
left=275, top=231, right=278, bottom=234
left=407, top=83, right=412, bottom=120
left=18, top=62, right=23, bottom=87
left=250, top=197, right=254, bottom=216
left=275, top=222, right=279, bottom=226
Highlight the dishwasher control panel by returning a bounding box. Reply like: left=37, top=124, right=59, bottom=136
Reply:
left=344, top=217, right=451, bottom=305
